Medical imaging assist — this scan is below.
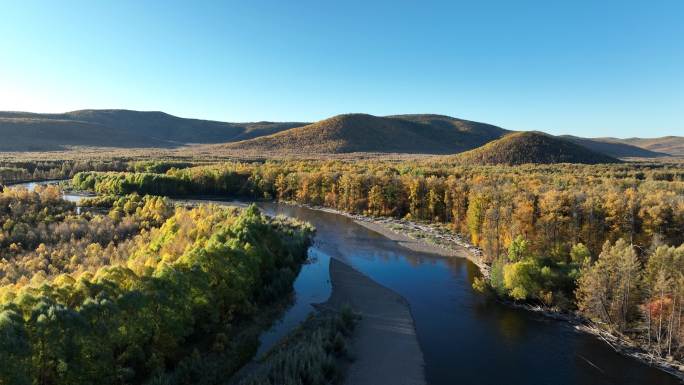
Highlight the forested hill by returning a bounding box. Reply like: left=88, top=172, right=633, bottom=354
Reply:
left=452, top=131, right=620, bottom=165
left=218, top=113, right=510, bottom=154
left=0, top=110, right=306, bottom=150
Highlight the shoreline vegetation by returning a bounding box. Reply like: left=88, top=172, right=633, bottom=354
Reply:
left=234, top=305, right=358, bottom=385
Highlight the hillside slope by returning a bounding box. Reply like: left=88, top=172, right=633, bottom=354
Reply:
left=595, top=136, right=684, bottom=156
left=221, top=113, right=509, bottom=154
left=560, top=135, right=667, bottom=158
left=0, top=118, right=171, bottom=151
left=2, top=109, right=677, bottom=157
left=452, top=132, right=620, bottom=165
left=0, top=110, right=306, bottom=150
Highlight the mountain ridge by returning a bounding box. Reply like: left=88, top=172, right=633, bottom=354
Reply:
left=559, top=135, right=668, bottom=158
left=0, top=109, right=678, bottom=158
left=0, top=109, right=307, bottom=150
left=591, top=136, right=684, bottom=156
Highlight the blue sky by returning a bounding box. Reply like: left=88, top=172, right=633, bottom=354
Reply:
left=1, top=1, right=682, bottom=137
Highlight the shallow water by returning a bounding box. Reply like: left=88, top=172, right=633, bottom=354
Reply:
left=255, top=246, right=332, bottom=356
left=257, top=202, right=680, bottom=385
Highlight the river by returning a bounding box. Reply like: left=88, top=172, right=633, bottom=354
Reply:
left=9, top=181, right=681, bottom=384
left=10, top=179, right=89, bottom=204
left=256, top=203, right=680, bottom=385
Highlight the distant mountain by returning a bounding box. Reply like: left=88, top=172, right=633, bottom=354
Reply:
left=592, top=136, right=684, bottom=157
left=1, top=109, right=678, bottom=159
left=220, top=113, right=509, bottom=154
left=451, top=132, right=620, bottom=165
left=0, top=118, right=171, bottom=151
left=0, top=110, right=306, bottom=150
left=560, top=135, right=668, bottom=158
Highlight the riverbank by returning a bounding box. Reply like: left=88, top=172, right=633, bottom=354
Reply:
left=575, top=324, right=684, bottom=381
left=229, top=257, right=425, bottom=385
left=291, top=203, right=490, bottom=278
left=285, top=201, right=684, bottom=382
left=504, top=301, right=684, bottom=381
left=321, top=258, right=426, bottom=385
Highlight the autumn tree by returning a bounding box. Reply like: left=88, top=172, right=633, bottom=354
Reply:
left=576, top=239, right=642, bottom=332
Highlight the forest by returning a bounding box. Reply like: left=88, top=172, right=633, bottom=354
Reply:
left=0, top=185, right=314, bottom=385
left=0, top=160, right=195, bottom=186
left=70, top=159, right=684, bottom=361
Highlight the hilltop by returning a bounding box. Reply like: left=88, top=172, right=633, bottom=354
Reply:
left=0, top=110, right=305, bottom=150
left=219, top=113, right=509, bottom=154
left=452, top=131, right=620, bottom=165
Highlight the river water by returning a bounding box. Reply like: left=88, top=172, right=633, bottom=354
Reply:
left=256, top=203, right=680, bottom=385
left=8, top=182, right=680, bottom=384
left=10, top=180, right=88, bottom=204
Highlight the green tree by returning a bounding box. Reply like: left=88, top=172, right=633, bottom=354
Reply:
left=503, top=259, right=541, bottom=301
left=0, top=308, right=31, bottom=385
left=507, top=235, right=529, bottom=262
left=570, top=243, right=591, bottom=266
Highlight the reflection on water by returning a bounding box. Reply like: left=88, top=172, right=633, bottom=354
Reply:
left=255, top=247, right=332, bottom=356
left=258, top=202, right=680, bottom=385
left=496, top=308, right=528, bottom=345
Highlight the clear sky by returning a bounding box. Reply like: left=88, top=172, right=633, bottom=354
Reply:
left=1, top=1, right=682, bottom=137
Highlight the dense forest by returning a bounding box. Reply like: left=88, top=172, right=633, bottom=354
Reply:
left=0, top=185, right=313, bottom=385
left=71, top=160, right=684, bottom=361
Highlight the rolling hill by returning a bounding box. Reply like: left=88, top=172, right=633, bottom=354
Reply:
left=0, top=110, right=306, bottom=150
left=0, top=118, right=172, bottom=151
left=1, top=109, right=679, bottom=159
left=219, top=113, right=509, bottom=154
left=560, top=135, right=667, bottom=158
left=592, top=136, right=684, bottom=157
left=451, top=132, right=620, bottom=165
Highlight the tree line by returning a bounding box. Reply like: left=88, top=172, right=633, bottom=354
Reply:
left=0, top=160, right=194, bottom=186
left=73, top=161, right=684, bottom=259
